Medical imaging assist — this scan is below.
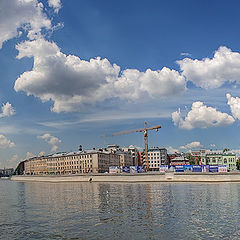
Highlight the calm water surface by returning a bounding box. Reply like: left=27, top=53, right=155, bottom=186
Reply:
left=1, top=180, right=240, bottom=240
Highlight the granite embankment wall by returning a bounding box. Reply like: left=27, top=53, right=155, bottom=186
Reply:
left=11, top=172, right=240, bottom=183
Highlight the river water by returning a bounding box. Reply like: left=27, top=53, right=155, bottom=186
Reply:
left=1, top=180, right=240, bottom=240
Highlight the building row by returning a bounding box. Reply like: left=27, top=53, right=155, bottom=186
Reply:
left=16, top=145, right=169, bottom=175
left=190, top=149, right=237, bottom=171
left=169, top=150, right=238, bottom=171
left=14, top=146, right=238, bottom=175
left=18, top=145, right=135, bottom=175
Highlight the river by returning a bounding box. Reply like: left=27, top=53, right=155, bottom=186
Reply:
left=1, top=180, right=240, bottom=239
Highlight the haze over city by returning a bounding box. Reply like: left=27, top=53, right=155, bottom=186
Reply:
left=1, top=0, right=240, bottom=168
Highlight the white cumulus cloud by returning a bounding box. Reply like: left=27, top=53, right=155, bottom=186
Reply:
left=167, top=146, right=179, bottom=154
left=178, top=46, right=240, bottom=89
left=0, top=135, right=15, bottom=148
left=6, top=154, right=19, bottom=168
left=115, top=67, right=186, bottom=100
left=14, top=38, right=186, bottom=113
left=172, top=101, right=235, bottom=130
left=0, top=102, right=15, bottom=118
left=48, top=0, right=62, bottom=13
left=0, top=0, right=52, bottom=48
left=226, top=93, right=240, bottom=120
left=180, top=141, right=203, bottom=150
left=26, top=152, right=36, bottom=159
left=37, top=133, right=61, bottom=152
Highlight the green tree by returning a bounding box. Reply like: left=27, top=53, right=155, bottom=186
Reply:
left=186, top=153, right=195, bottom=165
left=236, top=158, right=240, bottom=170
left=197, top=156, right=201, bottom=165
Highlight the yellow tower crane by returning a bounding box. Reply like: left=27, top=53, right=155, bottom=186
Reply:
left=113, top=121, right=161, bottom=171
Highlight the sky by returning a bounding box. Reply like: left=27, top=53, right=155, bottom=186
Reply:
left=1, top=0, right=240, bottom=168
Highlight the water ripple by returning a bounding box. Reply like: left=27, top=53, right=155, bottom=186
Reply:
left=1, top=181, right=240, bottom=239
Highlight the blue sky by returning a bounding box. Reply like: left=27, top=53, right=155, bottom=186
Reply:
left=1, top=0, right=240, bottom=168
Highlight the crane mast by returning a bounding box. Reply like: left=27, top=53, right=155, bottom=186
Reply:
left=144, top=121, right=149, bottom=171
left=113, top=120, right=161, bottom=171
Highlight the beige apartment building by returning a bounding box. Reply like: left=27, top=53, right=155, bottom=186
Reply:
left=107, top=144, right=134, bottom=166
left=24, top=150, right=121, bottom=175
left=118, top=151, right=133, bottom=167
left=122, top=145, right=140, bottom=165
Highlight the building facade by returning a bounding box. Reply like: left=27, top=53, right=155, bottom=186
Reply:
left=23, top=149, right=121, bottom=175
left=190, top=149, right=206, bottom=164
left=107, top=144, right=134, bottom=166
left=170, top=156, right=190, bottom=166
left=118, top=151, right=133, bottom=167
left=145, top=147, right=168, bottom=171
left=122, top=145, right=140, bottom=165
left=203, top=150, right=237, bottom=171
left=138, top=151, right=144, bottom=166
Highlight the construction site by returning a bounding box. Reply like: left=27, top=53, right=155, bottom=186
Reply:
left=13, top=120, right=239, bottom=180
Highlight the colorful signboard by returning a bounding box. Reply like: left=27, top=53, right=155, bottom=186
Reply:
left=137, top=166, right=145, bottom=173
left=130, top=166, right=138, bottom=173
left=122, top=166, right=130, bottom=173
left=192, top=165, right=203, bottom=172
left=218, top=165, right=227, bottom=172
left=109, top=166, right=118, bottom=174
left=184, top=165, right=193, bottom=172
left=209, top=165, right=218, bottom=172
left=175, top=165, right=184, bottom=172
left=159, top=165, right=169, bottom=172
left=202, top=165, right=210, bottom=172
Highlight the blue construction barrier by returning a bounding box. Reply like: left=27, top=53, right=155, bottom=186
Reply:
left=192, top=165, right=203, bottom=172
left=209, top=165, right=218, bottom=172
left=122, top=166, right=130, bottom=173
left=175, top=165, right=184, bottom=172
left=137, top=166, right=145, bottom=173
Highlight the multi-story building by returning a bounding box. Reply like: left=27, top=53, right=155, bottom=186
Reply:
left=118, top=151, right=133, bottom=167
left=144, top=147, right=168, bottom=171
left=107, top=144, right=134, bottom=166
left=222, top=153, right=237, bottom=171
left=139, top=151, right=144, bottom=166
left=168, top=152, right=182, bottom=162
left=190, top=149, right=206, bottom=164
left=170, top=156, right=190, bottom=166
left=122, top=145, right=140, bottom=165
left=203, top=150, right=237, bottom=171
left=23, top=149, right=121, bottom=175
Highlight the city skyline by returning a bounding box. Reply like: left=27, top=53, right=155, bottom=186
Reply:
left=1, top=0, right=240, bottom=168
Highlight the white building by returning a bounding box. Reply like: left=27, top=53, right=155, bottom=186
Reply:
left=146, top=147, right=168, bottom=171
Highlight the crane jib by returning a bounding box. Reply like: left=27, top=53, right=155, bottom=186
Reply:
left=111, top=121, right=162, bottom=172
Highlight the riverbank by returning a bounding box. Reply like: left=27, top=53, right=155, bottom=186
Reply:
left=11, top=172, right=240, bottom=182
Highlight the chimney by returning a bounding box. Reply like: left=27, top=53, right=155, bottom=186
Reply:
left=78, top=145, right=82, bottom=151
